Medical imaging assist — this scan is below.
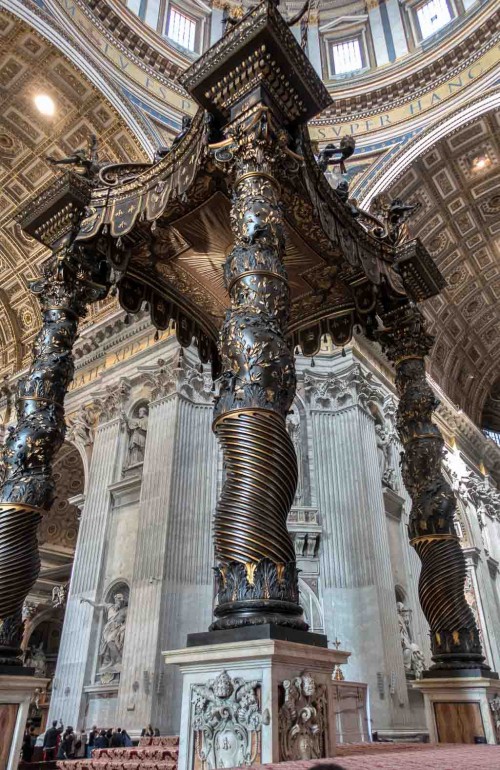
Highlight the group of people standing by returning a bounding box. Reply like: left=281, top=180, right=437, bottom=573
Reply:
left=40, top=721, right=91, bottom=760
left=88, top=726, right=133, bottom=751
left=35, top=720, right=132, bottom=761
left=22, top=719, right=159, bottom=763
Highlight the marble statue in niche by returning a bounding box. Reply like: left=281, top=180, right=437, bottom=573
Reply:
left=67, top=404, right=95, bottom=446
left=396, top=602, right=425, bottom=679
left=192, top=670, right=263, bottom=769
left=122, top=404, right=149, bottom=470
left=287, top=410, right=303, bottom=502
left=278, top=671, right=327, bottom=761
left=81, top=588, right=129, bottom=674
left=25, top=642, right=47, bottom=677
left=369, top=402, right=395, bottom=490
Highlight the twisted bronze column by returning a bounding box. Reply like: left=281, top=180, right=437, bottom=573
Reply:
left=0, top=175, right=108, bottom=666
left=211, top=116, right=305, bottom=630
left=379, top=305, right=487, bottom=673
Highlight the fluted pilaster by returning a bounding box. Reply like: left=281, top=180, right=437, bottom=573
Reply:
left=308, top=360, right=409, bottom=729
left=116, top=375, right=218, bottom=733
left=47, top=417, right=121, bottom=726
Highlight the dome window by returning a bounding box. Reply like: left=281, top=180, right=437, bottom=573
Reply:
left=415, top=0, right=453, bottom=40
left=330, top=38, right=363, bottom=75
left=166, top=4, right=198, bottom=52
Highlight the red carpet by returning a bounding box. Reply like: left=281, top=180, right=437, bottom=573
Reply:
left=248, top=744, right=500, bottom=769
left=59, top=740, right=500, bottom=770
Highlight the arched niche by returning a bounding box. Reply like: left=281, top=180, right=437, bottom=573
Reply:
left=299, top=577, right=324, bottom=634
left=38, top=442, right=85, bottom=550
left=23, top=612, right=63, bottom=680
left=93, top=580, right=130, bottom=683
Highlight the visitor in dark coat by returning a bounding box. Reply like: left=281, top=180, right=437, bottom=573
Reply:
left=121, top=730, right=133, bottom=747
left=21, top=728, right=35, bottom=762
left=94, top=729, right=109, bottom=749
left=43, top=720, right=64, bottom=761
left=87, top=726, right=98, bottom=758
left=110, top=729, right=123, bottom=747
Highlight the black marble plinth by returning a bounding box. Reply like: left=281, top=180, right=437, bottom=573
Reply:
left=423, top=666, right=498, bottom=680
left=0, top=665, right=35, bottom=676
left=187, top=623, right=328, bottom=648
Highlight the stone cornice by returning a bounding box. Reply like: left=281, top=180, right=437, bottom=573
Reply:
left=434, top=395, right=500, bottom=475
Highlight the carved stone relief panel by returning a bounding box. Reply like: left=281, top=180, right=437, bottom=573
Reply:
left=278, top=671, right=327, bottom=761
left=192, top=671, right=263, bottom=770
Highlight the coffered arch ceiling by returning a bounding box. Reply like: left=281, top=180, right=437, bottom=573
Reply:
left=0, top=8, right=148, bottom=378
left=387, top=109, right=500, bottom=426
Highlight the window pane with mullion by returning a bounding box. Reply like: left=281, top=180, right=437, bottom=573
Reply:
left=331, top=38, right=363, bottom=75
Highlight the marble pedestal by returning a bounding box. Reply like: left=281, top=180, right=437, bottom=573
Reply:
left=0, top=673, right=49, bottom=770
left=412, top=676, right=500, bottom=744
left=164, top=638, right=357, bottom=770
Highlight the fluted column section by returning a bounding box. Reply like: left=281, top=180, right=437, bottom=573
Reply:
left=379, top=306, right=487, bottom=673
left=116, top=390, right=219, bottom=734
left=116, top=395, right=177, bottom=729
left=211, top=115, right=304, bottom=630
left=310, top=374, right=408, bottom=729
left=47, top=416, right=121, bottom=727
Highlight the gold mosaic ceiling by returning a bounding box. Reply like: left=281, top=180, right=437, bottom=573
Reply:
left=0, top=9, right=147, bottom=377
left=388, top=110, right=500, bottom=427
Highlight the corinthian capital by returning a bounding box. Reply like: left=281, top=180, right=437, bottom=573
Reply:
left=139, top=352, right=213, bottom=405
left=94, top=379, right=131, bottom=423
left=304, top=363, right=385, bottom=411
left=378, top=305, right=434, bottom=363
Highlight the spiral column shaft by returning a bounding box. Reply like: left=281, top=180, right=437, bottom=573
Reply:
left=380, top=306, right=486, bottom=672
left=0, top=175, right=108, bottom=665
left=0, top=278, right=101, bottom=665
left=211, top=116, right=305, bottom=630
left=214, top=409, right=297, bottom=565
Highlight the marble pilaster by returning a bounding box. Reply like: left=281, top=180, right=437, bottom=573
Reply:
left=47, top=415, right=123, bottom=728
left=384, top=0, right=409, bottom=58
left=368, top=4, right=391, bottom=66
left=305, top=358, right=410, bottom=730
left=116, top=356, right=218, bottom=733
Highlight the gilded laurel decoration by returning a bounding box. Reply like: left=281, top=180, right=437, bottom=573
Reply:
left=211, top=111, right=305, bottom=630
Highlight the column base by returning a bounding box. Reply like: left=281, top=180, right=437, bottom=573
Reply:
left=412, top=675, right=500, bottom=744
left=423, top=666, right=497, bottom=679
left=164, top=637, right=368, bottom=770
left=187, top=622, right=327, bottom=648
left=0, top=674, right=50, bottom=770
